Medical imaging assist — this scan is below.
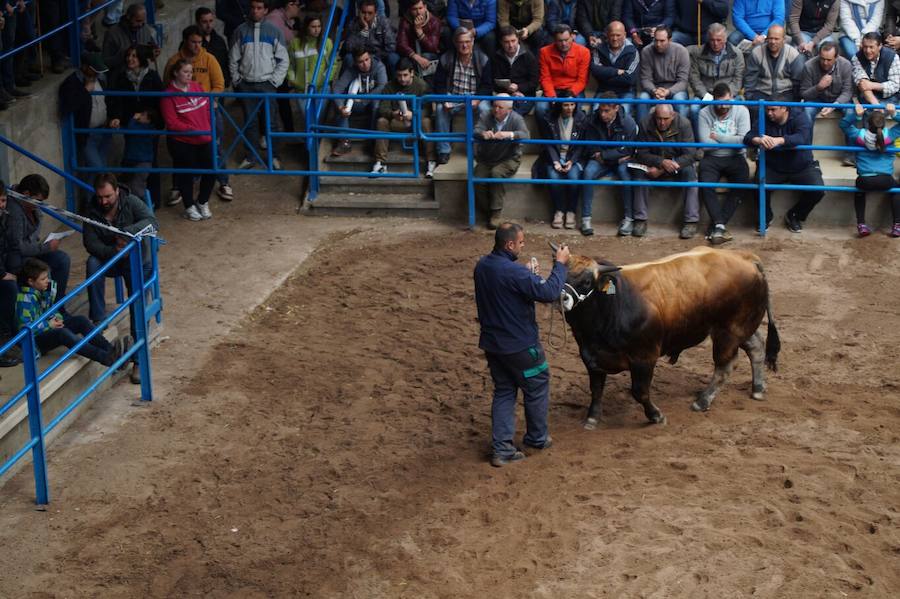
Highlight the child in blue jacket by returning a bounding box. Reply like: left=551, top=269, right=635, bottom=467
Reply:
left=16, top=258, right=122, bottom=365
left=840, top=104, right=900, bottom=237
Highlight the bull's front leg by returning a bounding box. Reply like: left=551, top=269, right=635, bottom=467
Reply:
left=584, top=370, right=607, bottom=431
left=630, top=362, right=666, bottom=425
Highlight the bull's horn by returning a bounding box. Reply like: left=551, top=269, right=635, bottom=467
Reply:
left=597, top=265, right=621, bottom=274
left=548, top=241, right=560, bottom=252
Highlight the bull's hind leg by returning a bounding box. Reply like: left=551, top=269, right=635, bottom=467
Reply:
left=742, top=331, right=767, bottom=400
left=584, top=370, right=607, bottom=430
left=631, top=363, right=666, bottom=425
left=692, top=334, right=740, bottom=412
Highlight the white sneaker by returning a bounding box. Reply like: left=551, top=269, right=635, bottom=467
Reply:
left=272, top=157, right=282, bottom=170
left=166, top=189, right=182, bottom=206
left=371, top=161, right=387, bottom=174
left=183, top=205, right=202, bottom=221
left=238, top=159, right=256, bottom=170
left=260, top=136, right=267, bottom=150
left=217, top=183, right=234, bottom=201
left=425, top=161, right=437, bottom=178
left=198, top=202, right=212, bottom=220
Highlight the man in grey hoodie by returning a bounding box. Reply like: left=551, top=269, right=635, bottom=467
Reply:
left=697, top=83, right=751, bottom=244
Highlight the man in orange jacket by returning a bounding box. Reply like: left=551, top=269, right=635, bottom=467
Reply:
left=535, top=24, right=590, bottom=132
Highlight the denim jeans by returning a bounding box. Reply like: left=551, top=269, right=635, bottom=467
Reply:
left=546, top=162, right=582, bottom=213
left=839, top=36, right=859, bottom=60
left=36, top=314, right=113, bottom=365
left=485, top=344, right=551, bottom=458
left=638, top=90, right=689, bottom=123
left=83, top=132, right=112, bottom=170
left=434, top=101, right=491, bottom=156
left=582, top=160, right=633, bottom=218
left=671, top=29, right=703, bottom=47
left=86, top=256, right=152, bottom=343
left=236, top=81, right=281, bottom=164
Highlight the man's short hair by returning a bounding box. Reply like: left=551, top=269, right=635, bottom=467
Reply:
left=707, top=22, right=726, bottom=37
left=0, top=179, right=5, bottom=196
left=351, top=47, right=370, bottom=61
left=453, top=26, right=474, bottom=42
left=19, top=258, right=50, bottom=286
left=125, top=2, right=146, bottom=20
left=395, top=57, right=415, bottom=73
left=862, top=31, right=883, bottom=45
left=182, top=25, right=202, bottom=42
left=553, top=24, right=572, bottom=38
left=93, top=172, right=119, bottom=191
left=358, top=0, right=377, bottom=10
left=493, top=222, right=523, bottom=251
left=819, top=40, right=838, bottom=56
left=17, top=174, right=50, bottom=198
left=656, top=25, right=672, bottom=39
left=711, top=82, right=732, bottom=99
left=250, top=0, right=269, bottom=8
left=194, top=6, right=213, bottom=21
left=492, top=93, right=514, bottom=109
left=498, top=25, right=518, bottom=39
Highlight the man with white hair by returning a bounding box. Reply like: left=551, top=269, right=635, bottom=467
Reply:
left=473, top=94, right=531, bottom=229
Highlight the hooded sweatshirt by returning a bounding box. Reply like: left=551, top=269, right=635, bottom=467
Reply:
left=160, top=81, right=213, bottom=145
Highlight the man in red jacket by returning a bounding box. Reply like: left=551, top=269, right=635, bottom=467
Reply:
left=535, top=24, right=590, bottom=131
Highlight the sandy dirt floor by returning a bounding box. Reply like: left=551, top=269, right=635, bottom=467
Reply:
left=0, top=186, right=899, bottom=597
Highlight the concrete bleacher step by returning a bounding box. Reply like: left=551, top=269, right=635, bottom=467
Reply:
left=309, top=192, right=440, bottom=217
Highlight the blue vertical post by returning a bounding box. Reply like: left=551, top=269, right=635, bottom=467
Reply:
left=128, top=241, right=153, bottom=401
left=67, top=0, right=81, bottom=67
left=144, top=0, right=156, bottom=24
left=307, top=93, right=319, bottom=201
left=465, top=99, right=475, bottom=229
left=411, top=96, right=420, bottom=176
left=211, top=97, right=219, bottom=170
left=21, top=332, right=49, bottom=505
left=757, top=101, right=767, bottom=236
left=264, top=93, right=274, bottom=169
left=150, top=237, right=161, bottom=324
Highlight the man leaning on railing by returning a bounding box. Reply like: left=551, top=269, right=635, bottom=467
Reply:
left=82, top=173, right=159, bottom=385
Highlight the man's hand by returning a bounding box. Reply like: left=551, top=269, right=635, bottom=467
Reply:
left=401, top=111, right=413, bottom=122
left=518, top=28, right=529, bottom=39
left=887, top=34, right=900, bottom=50
left=108, top=118, right=121, bottom=129
left=800, top=41, right=814, bottom=55
left=617, top=69, right=625, bottom=76
left=555, top=244, right=570, bottom=265
left=444, top=101, right=455, bottom=110
left=709, top=131, right=718, bottom=141
left=412, top=53, right=430, bottom=69
left=589, top=35, right=600, bottom=48
left=753, top=34, right=766, bottom=46
left=1, top=272, right=15, bottom=281
left=855, top=102, right=865, bottom=118
left=631, top=32, right=643, bottom=46
left=553, top=161, right=563, bottom=172
left=49, top=316, right=64, bottom=329
left=646, top=166, right=663, bottom=178
left=817, top=73, right=833, bottom=90
left=341, top=106, right=352, bottom=117
left=654, top=87, right=668, bottom=100
left=115, top=237, right=128, bottom=250
left=481, top=130, right=495, bottom=140
left=661, top=158, right=680, bottom=173
left=508, top=82, right=518, bottom=93
left=819, top=106, right=834, bottom=117
left=858, top=79, right=875, bottom=92
left=886, top=103, right=896, bottom=118
left=134, top=111, right=151, bottom=124
left=45, top=238, right=60, bottom=252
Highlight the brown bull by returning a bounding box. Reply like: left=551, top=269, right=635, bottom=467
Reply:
left=559, top=246, right=780, bottom=429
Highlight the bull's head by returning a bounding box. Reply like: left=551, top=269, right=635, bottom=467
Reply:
left=559, top=255, right=621, bottom=312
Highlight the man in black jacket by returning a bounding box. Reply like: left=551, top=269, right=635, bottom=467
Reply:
left=0, top=181, right=22, bottom=367
left=197, top=6, right=235, bottom=202
left=589, top=21, right=639, bottom=116
left=577, top=0, right=622, bottom=48
left=83, top=173, right=159, bottom=384
left=492, top=26, right=540, bottom=115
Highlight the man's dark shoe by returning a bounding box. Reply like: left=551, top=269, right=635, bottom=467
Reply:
left=490, top=451, right=525, bottom=467
left=0, top=354, right=21, bottom=367
left=15, top=77, right=32, bottom=87
left=331, top=140, right=351, bottom=156
left=0, top=100, right=7, bottom=112
left=784, top=213, right=802, bottom=233
left=129, top=363, right=141, bottom=385
left=6, top=87, right=31, bottom=98
left=51, top=62, right=68, bottom=74
left=632, top=220, right=648, bottom=237
left=437, top=153, right=450, bottom=165
left=525, top=436, right=553, bottom=451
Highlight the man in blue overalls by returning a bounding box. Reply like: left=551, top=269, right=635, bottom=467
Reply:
left=473, top=222, right=570, bottom=467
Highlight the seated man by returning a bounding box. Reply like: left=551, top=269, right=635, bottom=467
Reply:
left=590, top=21, right=640, bottom=116
left=577, top=92, right=639, bottom=236
left=839, top=0, right=884, bottom=60
left=82, top=172, right=159, bottom=385
left=630, top=103, right=700, bottom=238
left=744, top=104, right=824, bottom=232
left=851, top=32, right=900, bottom=107
left=799, top=41, right=853, bottom=125
left=396, top=0, right=444, bottom=76
left=729, top=0, right=784, bottom=50
left=744, top=25, right=804, bottom=101
left=101, top=2, right=160, bottom=79
left=577, top=0, right=622, bottom=49
left=638, top=26, right=690, bottom=122
left=433, top=27, right=493, bottom=164
left=672, top=0, right=728, bottom=48
left=546, top=0, right=585, bottom=46
left=689, top=23, right=744, bottom=132
left=498, top=0, right=547, bottom=54
left=446, top=0, right=498, bottom=56
left=7, top=174, right=72, bottom=302
left=330, top=49, right=388, bottom=156
left=622, top=0, right=675, bottom=48
left=789, top=0, right=839, bottom=57
left=342, top=0, right=399, bottom=72
left=473, top=94, right=530, bottom=229
left=491, top=25, right=540, bottom=115
left=696, top=83, right=751, bottom=244
left=371, top=59, right=437, bottom=178
left=536, top=24, right=590, bottom=127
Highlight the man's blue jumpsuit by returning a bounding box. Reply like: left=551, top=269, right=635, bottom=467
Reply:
left=473, top=248, right=567, bottom=459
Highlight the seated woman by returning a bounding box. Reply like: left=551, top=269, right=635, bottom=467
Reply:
left=537, top=90, right=588, bottom=232
left=839, top=103, right=900, bottom=238
left=108, top=45, right=163, bottom=207
left=160, top=59, right=216, bottom=222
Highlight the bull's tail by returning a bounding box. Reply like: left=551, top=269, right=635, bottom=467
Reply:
left=756, top=262, right=781, bottom=372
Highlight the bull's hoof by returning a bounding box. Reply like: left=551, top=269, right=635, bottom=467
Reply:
left=648, top=412, right=666, bottom=425
left=691, top=399, right=710, bottom=412
left=751, top=384, right=766, bottom=401
left=583, top=417, right=599, bottom=431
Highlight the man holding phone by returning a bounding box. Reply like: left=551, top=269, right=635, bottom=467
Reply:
left=491, top=25, right=540, bottom=114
